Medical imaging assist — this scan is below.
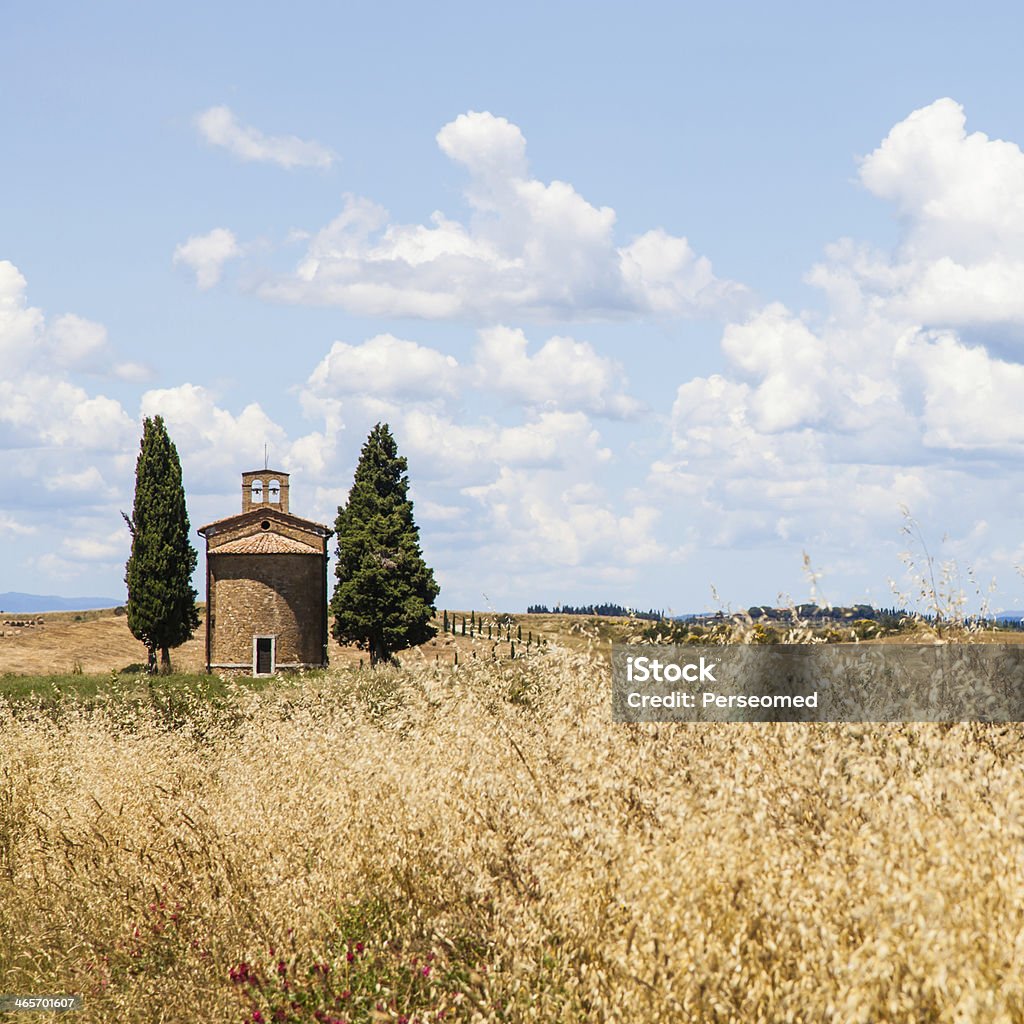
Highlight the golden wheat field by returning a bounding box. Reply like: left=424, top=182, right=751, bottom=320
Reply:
left=2, top=644, right=1023, bottom=1023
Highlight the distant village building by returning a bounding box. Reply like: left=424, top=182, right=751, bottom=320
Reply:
left=197, top=471, right=332, bottom=676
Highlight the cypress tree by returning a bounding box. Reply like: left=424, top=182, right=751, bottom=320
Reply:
left=123, top=415, right=199, bottom=673
left=330, top=423, right=439, bottom=666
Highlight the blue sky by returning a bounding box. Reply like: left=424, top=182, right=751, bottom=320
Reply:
left=4, top=1, right=1024, bottom=615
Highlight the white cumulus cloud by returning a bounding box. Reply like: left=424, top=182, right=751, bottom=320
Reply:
left=0, top=262, right=151, bottom=594
left=140, top=383, right=290, bottom=488
left=807, top=98, right=1024, bottom=328
left=49, top=313, right=108, bottom=365
left=0, top=261, right=44, bottom=372
left=196, top=105, right=335, bottom=169
left=173, top=228, right=241, bottom=289
left=654, top=99, right=1024, bottom=568
left=472, top=325, right=643, bottom=418
left=306, top=334, right=460, bottom=401
left=61, top=529, right=128, bottom=563
left=901, top=332, right=1024, bottom=450
left=436, top=110, right=528, bottom=182
left=720, top=304, right=828, bottom=433
left=0, top=514, right=36, bottom=537
left=260, top=110, right=743, bottom=320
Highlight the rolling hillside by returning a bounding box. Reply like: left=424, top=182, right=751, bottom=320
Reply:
left=0, top=607, right=585, bottom=676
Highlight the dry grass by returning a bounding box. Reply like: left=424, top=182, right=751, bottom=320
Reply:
left=0, top=610, right=206, bottom=676
left=0, top=609, right=573, bottom=678
left=2, top=644, right=1023, bottom=1023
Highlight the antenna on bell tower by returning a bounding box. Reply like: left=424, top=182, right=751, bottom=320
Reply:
left=264, top=444, right=268, bottom=471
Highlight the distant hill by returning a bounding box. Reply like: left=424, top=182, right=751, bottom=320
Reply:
left=0, top=592, right=123, bottom=614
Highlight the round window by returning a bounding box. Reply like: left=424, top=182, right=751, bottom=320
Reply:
left=260, top=520, right=271, bottom=531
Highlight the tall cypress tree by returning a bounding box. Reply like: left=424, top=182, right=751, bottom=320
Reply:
left=123, top=415, right=199, bottom=673
left=330, top=423, right=439, bottom=666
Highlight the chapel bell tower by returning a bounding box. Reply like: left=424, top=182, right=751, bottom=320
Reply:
left=241, top=470, right=291, bottom=514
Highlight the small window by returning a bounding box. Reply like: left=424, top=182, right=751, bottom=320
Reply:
left=260, top=520, right=271, bottom=531
left=251, top=479, right=264, bottom=504
left=268, top=479, right=281, bottom=504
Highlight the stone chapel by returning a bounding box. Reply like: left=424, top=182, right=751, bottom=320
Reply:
left=197, top=471, right=332, bottom=675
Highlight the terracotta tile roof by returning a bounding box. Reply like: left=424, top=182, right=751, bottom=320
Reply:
left=212, top=533, right=322, bottom=555
left=198, top=508, right=332, bottom=537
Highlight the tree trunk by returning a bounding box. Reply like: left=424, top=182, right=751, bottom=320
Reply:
left=147, top=646, right=157, bottom=674
left=368, top=635, right=391, bottom=667
left=160, top=645, right=171, bottom=674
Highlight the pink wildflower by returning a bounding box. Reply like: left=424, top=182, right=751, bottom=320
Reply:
left=229, top=962, right=253, bottom=984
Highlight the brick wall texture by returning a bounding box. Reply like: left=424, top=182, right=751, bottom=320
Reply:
left=208, top=552, right=326, bottom=667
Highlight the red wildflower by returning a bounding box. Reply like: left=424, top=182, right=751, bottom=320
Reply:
left=230, top=962, right=255, bottom=985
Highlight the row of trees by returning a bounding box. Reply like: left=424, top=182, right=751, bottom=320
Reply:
left=526, top=603, right=664, bottom=620
left=123, top=418, right=438, bottom=671
left=441, top=611, right=544, bottom=646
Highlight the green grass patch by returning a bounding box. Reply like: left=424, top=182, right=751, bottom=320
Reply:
left=0, top=670, right=241, bottom=704
left=0, top=662, right=345, bottom=702
left=0, top=668, right=337, bottom=729
left=0, top=670, right=326, bottom=740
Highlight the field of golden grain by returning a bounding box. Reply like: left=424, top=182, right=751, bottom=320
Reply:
left=2, top=644, right=1023, bottom=1023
